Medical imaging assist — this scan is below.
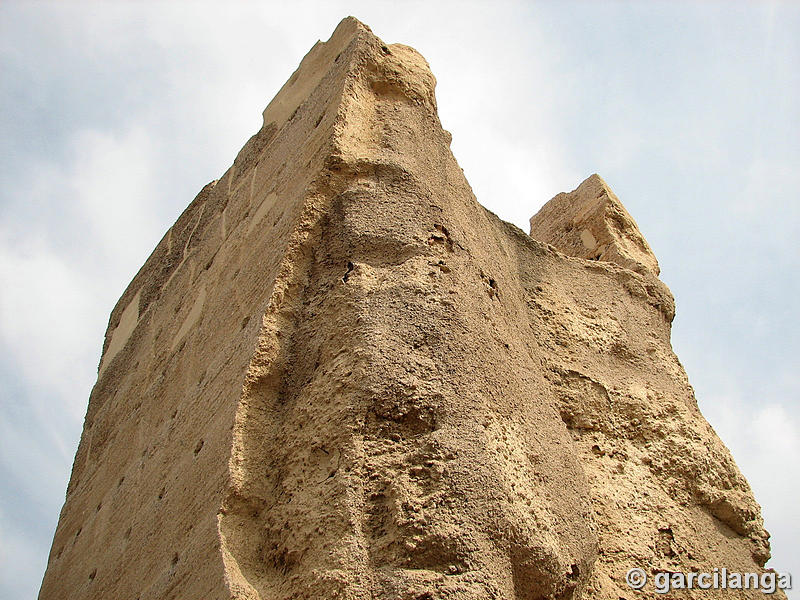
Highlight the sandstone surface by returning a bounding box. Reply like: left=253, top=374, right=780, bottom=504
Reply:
left=529, top=174, right=660, bottom=276
left=40, top=17, right=782, bottom=600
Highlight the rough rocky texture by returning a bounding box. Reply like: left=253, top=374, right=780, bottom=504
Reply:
left=529, top=174, right=660, bottom=277
left=40, top=17, right=781, bottom=600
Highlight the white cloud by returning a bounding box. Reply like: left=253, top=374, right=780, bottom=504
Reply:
left=0, top=509, right=52, bottom=600
left=66, top=128, right=162, bottom=266
left=0, top=240, right=93, bottom=425
left=0, top=125, right=166, bottom=415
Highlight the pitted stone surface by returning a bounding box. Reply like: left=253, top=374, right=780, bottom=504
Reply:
left=530, top=173, right=661, bottom=276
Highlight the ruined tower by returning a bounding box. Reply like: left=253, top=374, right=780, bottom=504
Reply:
left=40, top=18, right=781, bottom=600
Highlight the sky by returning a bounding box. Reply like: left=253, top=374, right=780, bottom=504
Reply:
left=0, top=1, right=797, bottom=598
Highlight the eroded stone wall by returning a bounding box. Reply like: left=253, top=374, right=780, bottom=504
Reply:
left=40, top=17, right=781, bottom=600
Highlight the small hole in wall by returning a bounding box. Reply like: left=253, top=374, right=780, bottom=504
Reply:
left=569, top=564, right=580, bottom=579
left=171, top=553, right=179, bottom=567
left=96, top=503, right=102, bottom=513
left=342, top=261, right=354, bottom=283
left=559, top=410, right=575, bottom=429
left=88, top=569, right=96, bottom=581
left=158, top=487, right=165, bottom=500
left=315, top=114, right=323, bottom=128
left=194, top=439, right=204, bottom=456
left=241, top=315, right=250, bottom=330
left=117, top=476, right=125, bottom=487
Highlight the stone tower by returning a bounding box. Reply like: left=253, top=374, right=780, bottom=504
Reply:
left=39, top=17, right=781, bottom=600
